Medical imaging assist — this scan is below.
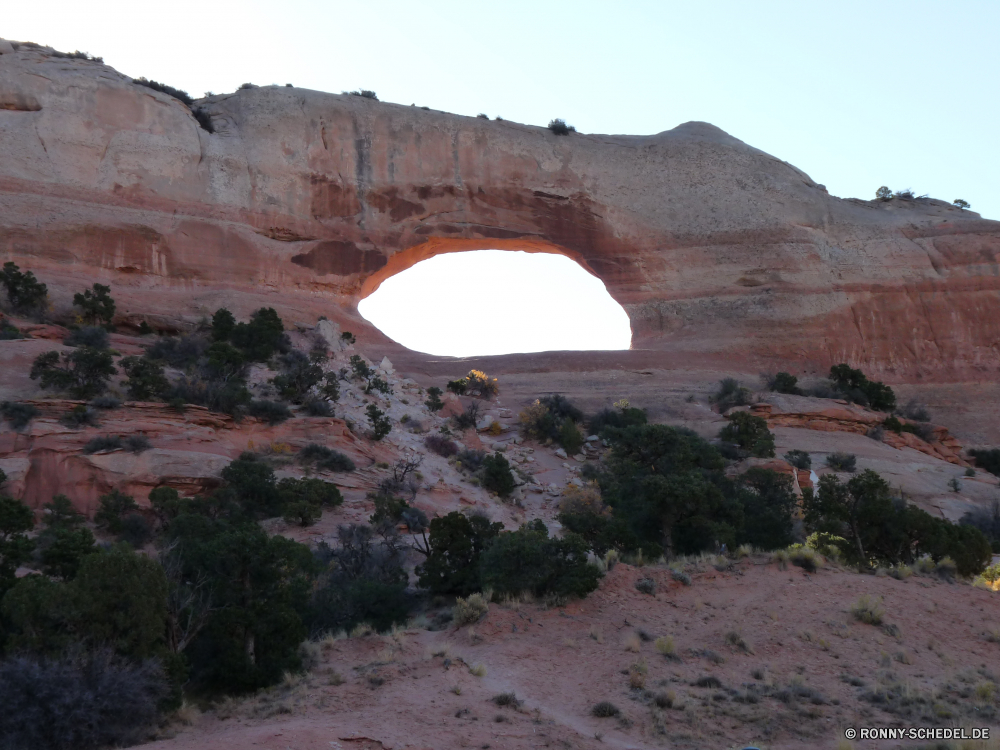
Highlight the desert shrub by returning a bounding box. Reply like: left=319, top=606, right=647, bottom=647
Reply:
left=953, top=198, right=970, bottom=209
left=456, top=449, right=487, bottom=471
left=94, top=489, right=139, bottom=533
left=635, top=577, right=656, bottom=595
left=417, top=511, right=502, bottom=595
left=851, top=595, right=884, bottom=625
left=217, top=452, right=282, bottom=518
left=479, top=520, right=600, bottom=599
left=0, top=321, right=24, bottom=339
left=898, top=399, right=930, bottom=422
left=167, top=376, right=251, bottom=417
left=805, top=469, right=992, bottom=575
left=425, top=386, right=444, bottom=412
left=447, top=378, right=468, bottom=395
left=303, top=398, right=333, bottom=416
left=73, top=283, right=115, bottom=326
left=1, top=401, right=41, bottom=429
left=960, top=500, right=1000, bottom=552
left=548, top=118, right=576, bottom=135
left=591, top=701, right=620, bottom=717
left=40, top=527, right=96, bottom=580
left=298, top=443, right=356, bottom=472
left=191, top=106, right=214, bottom=132
left=82, top=434, right=123, bottom=454
left=424, top=434, right=459, bottom=457
left=789, top=546, right=820, bottom=572
left=670, top=568, right=692, bottom=585
left=271, top=350, right=323, bottom=403
left=492, top=691, right=521, bottom=708
left=31, top=347, right=116, bottom=399
left=454, top=401, right=481, bottom=430
left=826, top=452, right=857, bottom=472
left=210, top=307, right=235, bottom=341
left=0, top=262, right=48, bottom=314
left=875, top=186, right=893, bottom=200
left=734, top=468, right=797, bottom=550
left=366, top=404, right=391, bottom=440
left=557, top=484, right=643, bottom=557
left=0, top=495, right=35, bottom=596
left=347, top=89, right=378, bottom=100
left=248, top=399, right=292, bottom=425
left=481, top=452, right=515, bottom=497
left=60, top=404, right=99, bottom=428
left=89, top=395, right=120, bottom=409
left=63, top=325, right=109, bottom=349
left=120, top=512, right=153, bottom=547
left=124, top=434, right=152, bottom=453
left=137, top=321, right=154, bottom=335
left=144, top=334, right=208, bottom=369
left=277, top=477, right=343, bottom=526
left=0, top=650, right=167, bottom=750
left=453, top=592, right=490, bottom=625
left=970, top=448, right=1000, bottom=478
left=712, top=378, right=752, bottom=411
left=828, top=364, right=896, bottom=411
left=784, top=449, right=811, bottom=469
left=120, top=355, right=170, bottom=401
left=768, top=371, right=802, bottom=394
left=465, top=369, right=498, bottom=398
left=310, top=523, right=409, bottom=635
left=719, top=411, right=775, bottom=458
left=228, top=308, right=289, bottom=362
left=132, top=76, right=194, bottom=105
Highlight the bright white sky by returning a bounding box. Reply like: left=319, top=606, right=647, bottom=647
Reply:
left=6, top=1, right=997, bottom=355
left=358, top=251, right=632, bottom=356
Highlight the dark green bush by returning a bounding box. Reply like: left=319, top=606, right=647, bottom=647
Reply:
left=60, top=404, right=99, bottom=428
left=94, top=489, right=139, bottom=533
left=124, top=434, right=151, bottom=453
left=40, top=526, right=96, bottom=580
left=247, top=399, right=292, bottom=425
left=137, top=321, right=154, bottom=335
left=826, top=452, right=857, bottom=472
left=30, top=347, right=117, bottom=399
left=447, top=378, right=468, bottom=395
left=548, top=118, right=576, bottom=135
left=0, top=650, right=167, bottom=750
left=769, top=372, right=801, bottom=395
left=713, top=378, right=752, bottom=411
left=63, top=325, right=109, bottom=349
left=0, top=495, right=35, bottom=596
left=0, top=262, right=48, bottom=314
left=719, top=411, right=775, bottom=458
left=145, top=334, right=208, bottom=369
left=828, top=364, right=896, bottom=412
left=424, top=434, right=459, bottom=457
left=167, top=376, right=250, bottom=417
left=425, top=386, right=444, bottom=412
left=120, top=355, right=170, bottom=400
left=73, top=283, right=115, bottom=326
left=218, top=452, right=281, bottom=518
left=347, top=89, right=378, bottom=100
left=969, top=448, right=1000, bottom=477
left=271, top=350, right=323, bottom=403
left=132, top=76, right=194, bottom=105
left=366, top=404, right=391, bottom=440
left=456, top=449, right=486, bottom=471
left=783, top=449, right=811, bottom=469
left=228, top=308, right=289, bottom=362
left=479, top=520, right=600, bottom=598
left=120, top=512, right=153, bottom=547
left=82, top=434, right=123, bottom=454
left=416, top=512, right=504, bottom=596
left=734, top=468, right=797, bottom=550
left=559, top=418, right=584, bottom=455
left=1, top=401, right=41, bottom=430
left=298, top=444, right=355, bottom=472
left=89, top=395, right=120, bottom=409
left=481, top=452, right=515, bottom=497
left=0, top=321, right=24, bottom=339
left=210, top=307, right=235, bottom=341
left=303, top=398, right=333, bottom=416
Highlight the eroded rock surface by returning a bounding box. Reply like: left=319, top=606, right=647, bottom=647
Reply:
left=0, top=41, right=998, bottom=380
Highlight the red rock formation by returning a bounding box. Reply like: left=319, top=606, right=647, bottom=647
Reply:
left=1, top=42, right=999, bottom=381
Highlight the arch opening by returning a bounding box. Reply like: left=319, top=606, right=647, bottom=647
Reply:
left=357, top=249, right=632, bottom=357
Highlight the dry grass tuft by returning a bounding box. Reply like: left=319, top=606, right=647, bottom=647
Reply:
left=654, top=636, right=676, bottom=658
left=850, top=594, right=885, bottom=626
left=623, top=632, right=642, bottom=652
left=454, top=592, right=489, bottom=626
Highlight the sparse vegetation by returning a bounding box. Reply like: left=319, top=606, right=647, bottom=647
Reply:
left=366, top=403, right=392, bottom=440
left=82, top=434, right=124, bottom=454
left=424, top=434, right=459, bottom=457
left=591, top=701, right=620, bottom=717
left=63, top=325, right=109, bottom=349
left=0, top=262, right=48, bottom=315
left=248, top=399, right=292, bottom=425
left=784, top=449, right=812, bottom=469
left=712, top=378, right=752, bottom=411
left=850, top=594, right=885, bottom=625
left=1, top=401, right=40, bottom=430
left=481, top=452, right=515, bottom=497
left=548, top=119, right=576, bottom=135
left=719, top=411, right=775, bottom=458
left=298, top=444, right=356, bottom=472
left=30, top=347, right=116, bottom=399
left=826, top=452, right=857, bottom=472
left=424, top=386, right=444, bottom=412
left=767, top=371, right=802, bottom=395
left=453, top=593, right=490, bottom=625
left=828, top=364, right=896, bottom=411
left=72, top=283, right=115, bottom=326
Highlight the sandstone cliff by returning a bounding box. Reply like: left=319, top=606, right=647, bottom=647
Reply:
left=1, top=40, right=999, bottom=380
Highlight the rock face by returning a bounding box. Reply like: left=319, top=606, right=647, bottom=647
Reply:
left=1, top=41, right=999, bottom=380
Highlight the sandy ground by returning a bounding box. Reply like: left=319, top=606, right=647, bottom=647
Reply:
left=140, top=558, right=1000, bottom=750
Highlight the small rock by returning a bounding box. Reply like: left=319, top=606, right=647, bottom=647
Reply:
left=554, top=448, right=568, bottom=459
left=476, top=415, right=495, bottom=431
left=573, top=454, right=586, bottom=463
left=567, top=478, right=583, bottom=487
left=491, top=441, right=507, bottom=451
left=585, top=435, right=600, bottom=442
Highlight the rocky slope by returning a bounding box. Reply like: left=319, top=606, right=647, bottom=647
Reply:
left=1, top=40, right=1000, bottom=381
